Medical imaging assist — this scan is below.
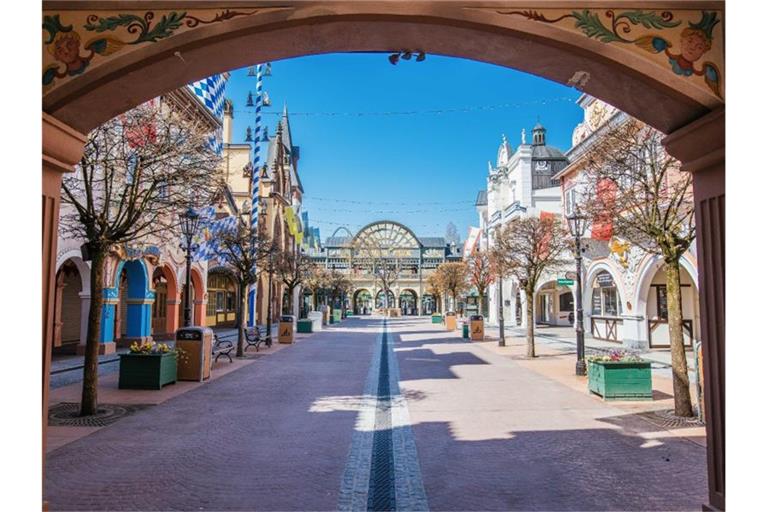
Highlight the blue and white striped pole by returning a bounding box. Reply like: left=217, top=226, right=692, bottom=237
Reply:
left=251, top=63, right=264, bottom=251
left=248, top=63, right=267, bottom=327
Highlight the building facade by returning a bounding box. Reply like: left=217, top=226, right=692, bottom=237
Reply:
left=476, top=122, right=574, bottom=330
left=309, top=220, right=462, bottom=315
left=53, top=75, right=229, bottom=354
left=555, top=95, right=700, bottom=350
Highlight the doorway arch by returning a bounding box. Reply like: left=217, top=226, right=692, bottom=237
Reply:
left=353, top=288, right=373, bottom=315
left=40, top=3, right=725, bottom=508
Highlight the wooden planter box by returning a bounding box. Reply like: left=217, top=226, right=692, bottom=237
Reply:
left=588, top=360, right=652, bottom=401
left=297, top=319, right=313, bottom=333
left=119, top=352, right=177, bottom=390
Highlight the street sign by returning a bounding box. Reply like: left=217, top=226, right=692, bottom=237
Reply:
left=557, top=278, right=574, bottom=286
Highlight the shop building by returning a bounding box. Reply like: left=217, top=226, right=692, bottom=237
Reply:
left=554, top=95, right=700, bottom=350
left=474, top=122, right=573, bottom=329
left=53, top=75, right=229, bottom=353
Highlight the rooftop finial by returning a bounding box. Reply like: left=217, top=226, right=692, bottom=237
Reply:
left=521, top=128, right=526, bottom=145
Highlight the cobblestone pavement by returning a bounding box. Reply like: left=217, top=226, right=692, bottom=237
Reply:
left=390, top=318, right=707, bottom=511
left=45, top=316, right=707, bottom=511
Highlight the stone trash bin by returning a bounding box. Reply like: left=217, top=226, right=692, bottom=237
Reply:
left=279, top=316, right=295, bottom=344
left=445, top=312, right=457, bottom=331
left=176, top=326, right=213, bottom=382
left=307, top=311, right=324, bottom=332
left=470, top=315, right=484, bottom=341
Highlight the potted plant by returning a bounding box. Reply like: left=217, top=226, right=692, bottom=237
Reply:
left=587, top=350, right=652, bottom=401
left=119, top=340, right=178, bottom=390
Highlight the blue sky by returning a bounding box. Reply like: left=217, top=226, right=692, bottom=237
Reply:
left=224, top=53, right=583, bottom=242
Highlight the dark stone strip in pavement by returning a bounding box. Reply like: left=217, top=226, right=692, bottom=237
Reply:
left=338, top=318, right=429, bottom=512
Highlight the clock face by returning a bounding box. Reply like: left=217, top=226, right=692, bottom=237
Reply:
left=535, top=161, right=549, bottom=171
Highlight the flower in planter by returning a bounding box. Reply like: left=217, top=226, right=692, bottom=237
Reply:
left=587, top=349, right=643, bottom=364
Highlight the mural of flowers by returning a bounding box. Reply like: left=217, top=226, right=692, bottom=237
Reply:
left=43, top=9, right=260, bottom=89
left=493, top=9, right=722, bottom=98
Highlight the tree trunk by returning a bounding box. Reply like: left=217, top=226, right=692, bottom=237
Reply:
left=236, top=281, right=246, bottom=358
left=286, top=284, right=295, bottom=316
left=479, top=292, right=485, bottom=318
left=80, top=247, right=105, bottom=416
left=526, top=288, right=536, bottom=358
left=665, top=260, right=694, bottom=417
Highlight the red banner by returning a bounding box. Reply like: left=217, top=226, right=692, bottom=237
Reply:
left=591, top=179, right=616, bottom=241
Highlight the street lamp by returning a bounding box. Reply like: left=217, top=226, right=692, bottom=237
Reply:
left=566, top=209, right=588, bottom=376
left=180, top=207, right=200, bottom=327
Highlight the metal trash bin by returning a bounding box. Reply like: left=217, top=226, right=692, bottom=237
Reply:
left=462, top=322, right=469, bottom=338
left=279, top=315, right=295, bottom=344
left=333, top=309, right=342, bottom=323
left=176, top=327, right=213, bottom=381
left=445, top=312, right=457, bottom=331
left=470, top=315, right=484, bottom=341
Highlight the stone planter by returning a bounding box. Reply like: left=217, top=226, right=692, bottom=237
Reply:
left=588, top=360, right=652, bottom=401
left=297, top=319, right=313, bottom=333
left=119, top=352, right=177, bottom=390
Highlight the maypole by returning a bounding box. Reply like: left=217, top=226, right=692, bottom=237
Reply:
left=247, top=63, right=271, bottom=326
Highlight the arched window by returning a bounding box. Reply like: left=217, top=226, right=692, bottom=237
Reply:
left=591, top=270, right=621, bottom=317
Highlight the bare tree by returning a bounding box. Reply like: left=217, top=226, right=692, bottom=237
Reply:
left=211, top=224, right=269, bottom=357
left=426, top=273, right=443, bottom=314
left=466, top=249, right=495, bottom=317
left=579, top=120, right=696, bottom=416
left=434, top=262, right=469, bottom=314
left=489, top=246, right=514, bottom=345
left=275, top=247, right=314, bottom=316
left=304, top=265, right=330, bottom=311
left=356, top=241, right=398, bottom=309
left=493, top=216, right=571, bottom=358
left=327, top=270, right=353, bottom=313
left=60, top=101, right=221, bottom=415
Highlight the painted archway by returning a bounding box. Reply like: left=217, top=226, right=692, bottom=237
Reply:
left=151, top=264, right=180, bottom=337
left=585, top=264, right=625, bottom=343
left=40, top=3, right=726, bottom=507
left=112, top=259, right=154, bottom=345
left=634, top=254, right=700, bottom=349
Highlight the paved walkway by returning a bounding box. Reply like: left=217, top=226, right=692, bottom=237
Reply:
left=45, top=317, right=707, bottom=511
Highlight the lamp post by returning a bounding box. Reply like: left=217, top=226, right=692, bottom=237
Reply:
left=566, top=210, right=588, bottom=376
left=180, top=207, right=200, bottom=327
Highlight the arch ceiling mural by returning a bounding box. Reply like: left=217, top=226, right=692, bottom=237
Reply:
left=42, top=2, right=724, bottom=128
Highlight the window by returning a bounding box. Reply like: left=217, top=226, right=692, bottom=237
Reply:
left=226, top=291, right=235, bottom=312
left=592, top=271, right=621, bottom=317
left=559, top=292, right=574, bottom=312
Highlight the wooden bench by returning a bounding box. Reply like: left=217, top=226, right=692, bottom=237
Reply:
left=212, top=334, right=235, bottom=364
left=244, top=326, right=270, bottom=352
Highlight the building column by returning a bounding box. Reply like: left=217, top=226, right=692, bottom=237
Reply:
left=620, top=316, right=647, bottom=350
left=125, top=298, right=153, bottom=343
left=166, top=298, right=180, bottom=334
left=42, top=113, right=87, bottom=481
left=194, top=299, right=206, bottom=327
left=78, top=292, right=91, bottom=350
left=663, top=107, right=725, bottom=511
